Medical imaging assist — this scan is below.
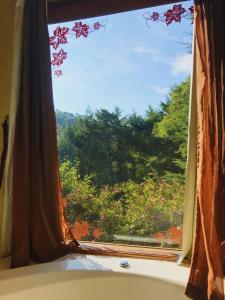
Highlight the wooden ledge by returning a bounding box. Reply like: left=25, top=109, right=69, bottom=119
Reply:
left=74, top=241, right=181, bottom=262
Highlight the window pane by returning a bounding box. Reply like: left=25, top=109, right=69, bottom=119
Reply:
left=50, top=1, right=193, bottom=249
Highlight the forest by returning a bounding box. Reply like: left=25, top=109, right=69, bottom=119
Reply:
left=56, top=76, right=190, bottom=247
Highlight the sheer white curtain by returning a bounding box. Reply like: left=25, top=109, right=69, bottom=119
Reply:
left=1, top=0, right=25, bottom=256
left=180, top=30, right=197, bottom=263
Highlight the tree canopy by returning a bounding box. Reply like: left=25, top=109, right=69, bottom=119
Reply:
left=56, top=76, right=190, bottom=247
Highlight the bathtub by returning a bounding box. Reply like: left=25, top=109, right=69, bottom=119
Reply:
left=0, top=254, right=190, bottom=300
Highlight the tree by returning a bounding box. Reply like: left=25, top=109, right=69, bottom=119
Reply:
left=55, top=109, right=76, bottom=130
left=153, top=76, right=190, bottom=171
left=57, top=77, right=190, bottom=183
left=56, top=76, right=190, bottom=246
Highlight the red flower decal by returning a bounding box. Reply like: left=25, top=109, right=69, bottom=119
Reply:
left=72, top=22, right=89, bottom=38
left=144, top=4, right=193, bottom=27
left=49, top=19, right=104, bottom=76
left=49, top=26, right=69, bottom=50
left=49, top=37, right=58, bottom=50
left=93, top=21, right=101, bottom=31
left=155, top=231, right=165, bottom=243
left=54, top=70, right=63, bottom=77
left=189, top=6, right=194, bottom=14
left=71, top=221, right=90, bottom=240
left=92, top=228, right=104, bottom=239
left=168, top=226, right=182, bottom=245
left=164, top=4, right=186, bottom=25
left=150, top=12, right=160, bottom=21
left=51, top=49, right=67, bottom=67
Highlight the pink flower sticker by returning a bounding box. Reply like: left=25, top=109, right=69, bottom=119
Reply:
left=150, top=12, right=160, bottom=21
left=49, top=26, right=69, bottom=50
left=54, top=70, right=63, bottom=77
left=189, top=6, right=194, bottom=14
left=164, top=4, right=186, bottom=25
left=51, top=49, right=67, bottom=67
left=72, top=22, right=90, bottom=38
left=93, top=21, right=101, bottom=31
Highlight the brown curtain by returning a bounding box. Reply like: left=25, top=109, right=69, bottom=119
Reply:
left=11, top=0, right=79, bottom=268
left=48, top=0, right=188, bottom=24
left=185, top=0, right=225, bottom=299
left=0, top=116, right=9, bottom=188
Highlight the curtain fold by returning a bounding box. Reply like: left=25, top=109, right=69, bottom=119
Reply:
left=11, top=0, right=78, bottom=268
left=181, top=27, right=197, bottom=263
left=1, top=0, right=25, bottom=257
left=185, top=0, right=225, bottom=299
left=0, top=117, right=9, bottom=189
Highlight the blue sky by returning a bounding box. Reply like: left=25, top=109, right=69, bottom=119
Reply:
left=49, top=1, right=193, bottom=116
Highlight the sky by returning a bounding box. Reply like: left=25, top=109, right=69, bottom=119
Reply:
left=49, top=1, right=193, bottom=116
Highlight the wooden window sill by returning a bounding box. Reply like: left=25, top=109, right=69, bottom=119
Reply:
left=74, top=241, right=181, bottom=262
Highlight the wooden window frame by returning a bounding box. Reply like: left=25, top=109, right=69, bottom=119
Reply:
left=74, top=242, right=181, bottom=262
left=48, top=0, right=189, bottom=23
left=48, top=0, right=190, bottom=263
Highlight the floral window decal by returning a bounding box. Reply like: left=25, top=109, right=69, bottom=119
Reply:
left=143, top=4, right=194, bottom=27
left=49, top=4, right=193, bottom=77
left=70, top=219, right=182, bottom=245
left=49, top=20, right=106, bottom=77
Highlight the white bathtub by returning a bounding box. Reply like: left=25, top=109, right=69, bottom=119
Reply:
left=0, top=254, right=190, bottom=300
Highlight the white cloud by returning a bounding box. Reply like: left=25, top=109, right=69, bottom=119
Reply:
left=132, top=46, right=157, bottom=55
left=170, top=53, right=192, bottom=76
left=132, top=45, right=163, bottom=64
left=133, top=46, right=193, bottom=77
left=153, top=85, right=170, bottom=96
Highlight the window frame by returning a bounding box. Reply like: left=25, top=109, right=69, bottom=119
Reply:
left=48, top=0, right=193, bottom=263
left=48, top=0, right=188, bottom=24
left=76, top=241, right=181, bottom=262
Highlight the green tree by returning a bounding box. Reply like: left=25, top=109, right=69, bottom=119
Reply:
left=57, top=77, right=190, bottom=246
left=153, top=77, right=190, bottom=169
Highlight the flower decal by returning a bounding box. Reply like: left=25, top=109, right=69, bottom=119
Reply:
left=49, top=20, right=104, bottom=76
left=71, top=221, right=90, bottom=240
left=51, top=49, right=67, bottom=67
left=150, top=12, right=160, bottom=21
left=92, top=228, right=104, bottom=239
left=72, top=22, right=90, bottom=38
left=49, top=26, right=69, bottom=50
left=168, top=226, right=182, bottom=245
left=164, top=4, right=186, bottom=25
left=189, top=6, right=194, bottom=14
left=93, top=21, right=102, bottom=31
left=155, top=231, right=165, bottom=243
left=54, top=70, right=63, bottom=77
left=144, top=4, right=193, bottom=27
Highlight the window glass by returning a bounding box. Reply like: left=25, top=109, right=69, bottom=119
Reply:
left=49, top=1, right=193, bottom=249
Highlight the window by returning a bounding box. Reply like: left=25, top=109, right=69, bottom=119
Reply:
left=49, top=1, right=193, bottom=252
